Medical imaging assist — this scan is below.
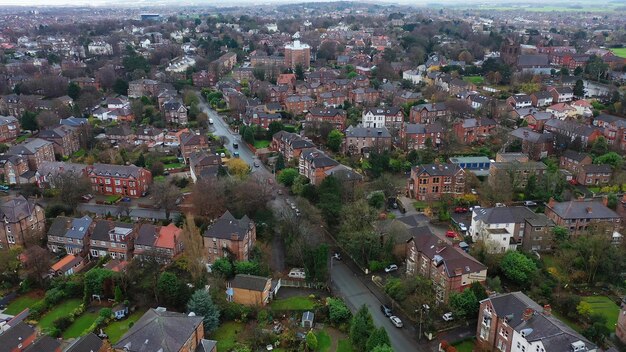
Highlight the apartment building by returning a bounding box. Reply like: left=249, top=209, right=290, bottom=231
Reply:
left=0, top=115, right=20, bottom=142
left=88, top=164, right=152, bottom=198
left=361, top=107, right=404, bottom=130
left=469, top=206, right=543, bottom=253
left=272, top=131, right=316, bottom=161
left=409, top=103, right=450, bottom=124
left=7, top=138, right=55, bottom=170
left=134, top=223, right=183, bottom=263
left=407, top=163, right=466, bottom=201
left=305, top=108, right=347, bottom=131
left=299, top=148, right=339, bottom=185
left=202, top=211, right=256, bottom=264
left=344, top=125, right=392, bottom=154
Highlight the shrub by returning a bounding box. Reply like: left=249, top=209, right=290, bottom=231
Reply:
left=47, top=327, right=62, bottom=338
left=99, top=308, right=112, bottom=319
left=327, top=297, right=351, bottom=325
left=44, top=287, right=67, bottom=306
left=53, top=316, right=73, bottom=331
left=369, top=260, right=385, bottom=272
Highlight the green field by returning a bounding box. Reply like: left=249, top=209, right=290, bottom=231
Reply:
left=104, top=310, right=146, bottom=344
left=38, top=299, right=83, bottom=332
left=464, top=76, right=485, bottom=85
left=271, top=296, right=316, bottom=311
left=337, top=339, right=355, bottom=352
left=3, top=292, right=43, bottom=315
left=582, top=296, right=620, bottom=331
left=316, top=330, right=332, bottom=352
left=453, top=340, right=476, bottom=352
left=611, top=48, right=626, bottom=59
left=210, top=321, right=245, bottom=351
left=62, top=312, right=98, bottom=338
left=253, top=140, right=271, bottom=149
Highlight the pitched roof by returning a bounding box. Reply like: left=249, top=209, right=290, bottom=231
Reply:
left=472, top=206, right=538, bottom=225
left=547, top=200, right=619, bottom=220
left=89, top=164, right=144, bottom=178
left=230, top=274, right=270, bottom=291
left=51, top=254, right=81, bottom=272
left=47, top=216, right=72, bottom=237
left=66, top=216, right=93, bottom=239
left=0, top=196, right=39, bottom=223
left=113, top=308, right=203, bottom=352
left=345, top=125, right=391, bottom=138
left=413, top=163, right=463, bottom=177
left=23, top=335, right=60, bottom=352
left=203, top=210, right=252, bottom=240
left=65, top=333, right=104, bottom=352
left=0, top=322, right=35, bottom=350
left=581, top=164, right=612, bottom=174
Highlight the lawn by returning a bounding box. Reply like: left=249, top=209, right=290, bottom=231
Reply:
left=316, top=330, right=331, bottom=352
left=413, top=201, right=428, bottom=211
left=38, top=299, right=82, bottom=332
left=464, top=76, right=485, bottom=85
left=582, top=296, right=620, bottom=331
left=105, top=195, right=121, bottom=204
left=210, top=321, right=244, bottom=351
left=3, top=292, right=43, bottom=315
left=104, top=310, right=145, bottom=344
left=271, top=296, right=316, bottom=311
left=610, top=48, right=626, bottom=59
left=62, top=312, right=98, bottom=339
left=337, top=339, right=355, bottom=352
left=164, top=163, right=184, bottom=169
left=453, top=340, right=476, bottom=352
left=253, top=140, right=271, bottom=149
left=153, top=175, right=166, bottom=182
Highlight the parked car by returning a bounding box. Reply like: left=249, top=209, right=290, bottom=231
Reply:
left=470, top=188, right=478, bottom=195
left=380, top=305, right=393, bottom=317
left=495, top=203, right=506, bottom=207
left=233, top=152, right=240, bottom=158
left=220, top=152, right=226, bottom=158
left=446, top=230, right=456, bottom=238
left=121, top=197, right=131, bottom=202
left=81, top=194, right=94, bottom=201
left=454, top=207, right=468, bottom=213
left=524, top=201, right=537, bottom=206
left=442, top=312, right=454, bottom=321
left=288, top=268, right=306, bottom=279
left=0, top=185, right=9, bottom=191
left=208, top=118, right=214, bottom=124
left=233, top=142, right=239, bottom=149
left=384, top=264, right=398, bottom=273
left=332, top=252, right=342, bottom=260
left=458, top=223, right=467, bottom=232
left=389, top=316, right=403, bottom=328
left=254, top=161, right=259, bottom=168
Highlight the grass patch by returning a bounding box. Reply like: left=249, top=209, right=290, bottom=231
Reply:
left=413, top=201, right=428, bottom=211
left=582, top=296, right=620, bottom=331
left=104, top=310, right=146, bottom=344
left=38, top=299, right=82, bottom=332
left=552, top=310, right=583, bottom=333
left=337, top=339, right=355, bottom=352
left=464, top=76, right=485, bottom=85
left=153, top=175, right=166, bottom=182
left=253, top=140, right=271, bottom=149
left=271, top=296, right=315, bottom=311
left=62, top=312, right=98, bottom=339
left=210, top=321, right=244, bottom=351
left=164, top=163, right=184, bottom=169
left=3, top=292, right=43, bottom=315
left=315, top=330, right=332, bottom=352
left=453, top=340, right=476, bottom=352
left=105, top=195, right=121, bottom=204
left=15, top=133, right=31, bottom=143
left=610, top=48, right=626, bottom=59
left=72, top=149, right=86, bottom=159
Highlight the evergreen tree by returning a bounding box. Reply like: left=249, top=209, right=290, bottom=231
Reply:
left=186, top=289, right=220, bottom=333
left=573, top=79, right=585, bottom=98
left=350, top=305, right=374, bottom=351
left=366, top=327, right=390, bottom=351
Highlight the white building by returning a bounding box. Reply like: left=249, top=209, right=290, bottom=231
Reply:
left=87, top=42, right=113, bottom=56
left=402, top=69, right=423, bottom=84
left=469, top=206, right=539, bottom=253
left=361, top=107, right=404, bottom=129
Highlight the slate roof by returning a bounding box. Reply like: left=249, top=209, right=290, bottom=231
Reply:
left=23, top=335, right=60, bottom=352
left=532, top=91, right=553, bottom=100
left=65, top=333, right=104, bottom=352
left=66, top=216, right=93, bottom=239
left=0, top=322, right=35, bottom=350
left=460, top=117, right=496, bottom=128
left=413, top=163, right=463, bottom=177
left=7, top=138, right=52, bottom=155
left=412, top=102, right=447, bottom=112
left=300, top=148, right=339, bottom=168
left=89, top=164, right=143, bottom=178
left=230, top=274, right=270, bottom=291
left=509, top=127, right=553, bottom=143
left=547, top=200, right=619, bottom=220
left=517, top=54, right=549, bottom=67
left=472, top=206, right=538, bottom=225
left=136, top=223, right=158, bottom=246
left=91, top=220, right=134, bottom=242
left=0, top=196, right=38, bottom=223
left=410, top=231, right=486, bottom=278
left=48, top=216, right=72, bottom=237
left=307, top=108, right=346, bottom=117
left=203, top=210, right=252, bottom=240
left=197, top=339, right=218, bottom=352
left=345, top=125, right=391, bottom=138
left=113, top=308, right=203, bottom=352
left=363, top=107, right=402, bottom=116
left=404, top=122, right=445, bottom=134
left=581, top=164, right=612, bottom=174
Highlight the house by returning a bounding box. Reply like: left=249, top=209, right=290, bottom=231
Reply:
left=521, top=215, right=556, bottom=252
left=250, top=111, right=282, bottom=129
left=546, top=103, right=576, bottom=120
left=202, top=210, right=256, bottom=264
left=318, top=91, right=348, bottom=108
left=559, top=150, right=592, bottom=174
left=37, top=125, right=81, bottom=157
left=361, top=107, right=404, bottom=130
left=402, top=69, right=423, bottom=84
left=213, top=52, right=237, bottom=72
left=521, top=111, right=553, bottom=132
left=180, top=132, right=211, bottom=163
left=449, top=156, right=491, bottom=177
left=7, top=138, right=55, bottom=171
left=405, top=232, right=487, bottom=303
left=571, top=100, right=593, bottom=118
left=508, top=128, right=554, bottom=160
left=550, top=86, right=574, bottom=103
left=469, top=206, right=543, bottom=253
left=162, top=100, right=188, bottom=125
left=409, top=103, right=449, bottom=124
left=192, top=70, right=216, bottom=88
left=50, top=254, right=88, bottom=276
left=344, top=125, right=392, bottom=155
left=349, top=87, right=379, bottom=106
left=0, top=196, right=45, bottom=250
left=305, top=108, right=347, bottom=131
left=488, top=160, right=547, bottom=189
left=593, top=114, right=626, bottom=151
left=506, top=94, right=533, bottom=109
left=113, top=308, right=205, bottom=352
left=530, top=91, right=554, bottom=107
left=477, top=292, right=596, bottom=352
left=128, top=79, right=160, bottom=98
left=0, top=155, right=29, bottom=185
left=453, top=117, right=497, bottom=144
left=277, top=73, right=296, bottom=90
left=517, top=54, right=551, bottom=74
left=544, top=119, right=602, bottom=148
left=299, top=148, right=339, bottom=185
left=576, top=164, right=612, bottom=186
left=401, top=122, right=445, bottom=150
left=89, top=220, right=136, bottom=261
left=65, top=333, right=105, bottom=352
left=545, top=197, right=621, bottom=236
left=0, top=322, right=37, bottom=352
left=189, top=153, right=221, bottom=182
left=407, top=163, right=466, bottom=201
left=88, top=164, right=152, bottom=198
left=0, top=115, right=20, bottom=142
left=47, top=215, right=93, bottom=255
left=135, top=223, right=183, bottom=263
left=271, top=131, right=316, bottom=161
left=284, top=95, right=315, bottom=115
left=227, top=274, right=273, bottom=306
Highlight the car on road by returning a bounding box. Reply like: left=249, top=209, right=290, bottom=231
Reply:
left=254, top=161, right=259, bottom=167
left=384, top=264, right=398, bottom=273
left=233, top=142, right=239, bottom=149
left=524, top=201, right=537, bottom=206
left=121, top=197, right=131, bottom=202
left=332, top=252, right=341, bottom=260
left=233, top=152, right=240, bottom=158
left=220, top=152, right=226, bottom=158
left=0, top=185, right=9, bottom=191
left=470, top=188, right=478, bottom=195
left=290, top=203, right=297, bottom=210
left=446, top=230, right=456, bottom=238
left=458, top=223, right=467, bottom=232
left=495, top=203, right=506, bottom=207
left=469, top=205, right=481, bottom=212
left=454, top=207, right=468, bottom=213
left=208, top=118, right=214, bottom=124
left=380, top=305, right=393, bottom=317
left=81, top=194, right=94, bottom=201
left=442, top=312, right=454, bottom=321
left=389, top=316, right=403, bottom=328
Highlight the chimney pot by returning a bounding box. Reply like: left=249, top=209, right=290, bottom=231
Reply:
left=543, top=304, right=552, bottom=316
left=602, top=195, right=608, bottom=207
left=522, top=307, right=534, bottom=321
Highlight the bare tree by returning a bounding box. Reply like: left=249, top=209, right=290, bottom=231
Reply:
left=191, top=179, right=227, bottom=220
left=23, top=246, right=51, bottom=287
left=50, top=171, right=91, bottom=212
left=180, top=215, right=205, bottom=282
left=151, top=180, right=180, bottom=220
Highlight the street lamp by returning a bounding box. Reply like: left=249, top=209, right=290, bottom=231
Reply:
left=418, top=304, right=429, bottom=340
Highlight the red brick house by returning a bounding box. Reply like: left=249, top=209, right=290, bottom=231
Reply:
left=545, top=197, right=621, bottom=236
left=349, top=87, right=379, bottom=106
left=407, top=163, right=466, bottom=201
left=162, top=100, right=188, bottom=125
left=576, top=164, right=612, bottom=186
left=271, top=131, right=316, bottom=161
left=0, top=115, right=20, bottom=142
left=559, top=150, right=592, bottom=174
left=135, top=223, right=183, bottom=263
left=203, top=211, right=256, bottom=264
left=453, top=117, right=497, bottom=144
left=409, top=103, right=449, bottom=124
left=250, top=111, right=282, bottom=129
left=268, top=85, right=290, bottom=104
left=180, top=132, right=211, bottom=163
left=405, top=230, right=486, bottom=303
left=7, top=138, right=55, bottom=171
left=305, top=108, right=347, bottom=131
left=0, top=155, right=29, bottom=185
left=277, top=73, right=296, bottom=91
left=192, top=70, right=217, bottom=88
left=89, top=220, right=136, bottom=261
left=87, top=164, right=152, bottom=198
left=0, top=322, right=37, bottom=352
left=37, top=125, right=81, bottom=157
left=593, top=114, right=626, bottom=151
left=400, top=123, right=445, bottom=150
left=0, top=196, right=45, bottom=250
left=299, top=148, right=339, bottom=185
left=317, top=91, right=348, bottom=108
left=284, top=95, right=315, bottom=115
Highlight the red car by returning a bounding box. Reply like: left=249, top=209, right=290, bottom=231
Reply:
left=446, top=230, right=456, bottom=238
left=454, top=207, right=468, bottom=213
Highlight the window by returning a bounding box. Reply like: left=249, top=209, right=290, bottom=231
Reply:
left=115, top=179, right=121, bottom=185
left=7, top=234, right=15, bottom=244
left=91, top=249, right=98, bottom=257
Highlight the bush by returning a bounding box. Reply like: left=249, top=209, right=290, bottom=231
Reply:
left=29, top=300, right=49, bottom=319
left=221, top=302, right=252, bottom=322
left=53, top=316, right=73, bottom=331
left=99, top=308, right=112, bottom=319
left=327, top=297, right=351, bottom=326
left=369, top=261, right=385, bottom=272
left=47, top=327, right=62, bottom=338
left=44, top=287, right=67, bottom=306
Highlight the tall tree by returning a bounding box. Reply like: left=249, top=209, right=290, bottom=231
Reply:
left=180, top=216, right=206, bottom=282
left=50, top=171, right=91, bottom=213
left=151, top=180, right=180, bottom=220
left=186, top=289, right=220, bottom=333
left=573, top=79, right=585, bottom=98
left=366, top=327, right=391, bottom=351
left=294, top=64, right=305, bottom=81
left=350, top=305, right=375, bottom=352
left=326, top=129, right=344, bottom=152
left=67, top=82, right=81, bottom=100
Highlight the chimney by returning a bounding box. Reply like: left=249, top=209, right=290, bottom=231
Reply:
left=454, top=268, right=462, bottom=276
left=548, top=197, right=556, bottom=208
left=586, top=207, right=592, bottom=214
left=522, top=307, right=534, bottom=321
left=602, top=195, right=608, bottom=207
left=543, top=304, right=552, bottom=316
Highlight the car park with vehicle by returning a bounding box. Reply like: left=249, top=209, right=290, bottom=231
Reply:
left=384, top=264, right=398, bottom=273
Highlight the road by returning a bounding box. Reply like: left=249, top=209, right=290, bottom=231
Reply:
left=331, top=260, right=425, bottom=352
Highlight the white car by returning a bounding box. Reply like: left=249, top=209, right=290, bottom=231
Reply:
left=384, top=264, right=398, bottom=273
left=524, top=201, right=537, bottom=206
left=442, top=312, right=454, bottom=321
left=495, top=203, right=506, bottom=207
left=458, top=223, right=467, bottom=232
left=469, top=206, right=481, bottom=212
left=389, top=315, right=403, bottom=328
left=288, top=268, right=306, bottom=279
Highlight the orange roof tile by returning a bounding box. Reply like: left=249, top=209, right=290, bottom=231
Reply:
left=51, top=254, right=76, bottom=272
left=155, top=223, right=181, bottom=250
